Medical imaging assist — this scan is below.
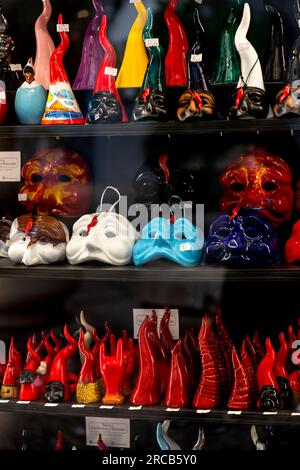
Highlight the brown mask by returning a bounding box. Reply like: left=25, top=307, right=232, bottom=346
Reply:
left=177, top=89, right=216, bottom=121
left=16, top=214, right=67, bottom=247
left=1, top=385, right=18, bottom=399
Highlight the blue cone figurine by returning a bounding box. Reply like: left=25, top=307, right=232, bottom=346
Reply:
left=15, top=58, right=47, bottom=124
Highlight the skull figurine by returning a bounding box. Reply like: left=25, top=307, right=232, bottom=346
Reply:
left=229, top=87, right=270, bottom=119
left=8, top=214, right=69, bottom=266
left=132, top=89, right=167, bottom=121
left=177, top=90, right=216, bottom=121
left=220, top=150, right=293, bottom=226
left=87, top=91, right=122, bottom=123
left=19, top=147, right=92, bottom=217
left=133, top=217, right=204, bottom=267
left=67, top=212, right=137, bottom=266
left=205, top=211, right=281, bottom=266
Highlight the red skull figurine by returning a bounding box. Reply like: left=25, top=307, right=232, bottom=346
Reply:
left=220, top=150, right=293, bottom=226
left=19, top=147, right=92, bottom=217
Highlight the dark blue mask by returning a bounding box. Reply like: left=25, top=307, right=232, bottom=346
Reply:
left=205, top=212, right=281, bottom=266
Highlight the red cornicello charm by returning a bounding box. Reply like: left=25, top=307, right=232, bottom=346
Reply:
left=130, top=316, right=161, bottom=406
left=165, top=339, right=189, bottom=408
left=149, top=311, right=170, bottom=395
left=253, top=330, right=265, bottom=361
left=51, top=328, right=63, bottom=353
left=45, top=325, right=78, bottom=402
left=159, top=307, right=174, bottom=362
left=285, top=221, right=300, bottom=264
left=227, top=346, right=251, bottom=410
left=164, top=0, right=188, bottom=87
left=100, top=339, right=125, bottom=405
left=193, top=315, right=222, bottom=409
left=220, top=151, right=294, bottom=226
left=245, top=334, right=259, bottom=368
left=215, top=308, right=233, bottom=394
left=240, top=337, right=258, bottom=404
left=37, top=333, right=55, bottom=394
left=257, top=338, right=281, bottom=411
left=122, top=330, right=135, bottom=397
left=1, top=338, right=22, bottom=399
left=274, top=332, right=292, bottom=409
left=76, top=329, right=100, bottom=404
left=19, top=338, right=42, bottom=401
left=182, top=328, right=200, bottom=394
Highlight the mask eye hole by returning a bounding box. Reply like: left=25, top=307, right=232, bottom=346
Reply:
left=58, top=174, right=71, bottom=183
left=244, top=227, right=259, bottom=239
left=231, top=183, right=245, bottom=192
left=243, top=218, right=265, bottom=239
left=31, top=173, right=43, bottom=183
left=262, top=182, right=277, bottom=191
left=79, top=230, right=88, bottom=237
left=215, top=227, right=231, bottom=239
left=105, top=231, right=116, bottom=239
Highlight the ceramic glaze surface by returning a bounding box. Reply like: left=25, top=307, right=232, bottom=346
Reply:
left=0, top=217, right=11, bottom=257
left=133, top=217, right=204, bottom=267
left=34, top=0, right=55, bottom=90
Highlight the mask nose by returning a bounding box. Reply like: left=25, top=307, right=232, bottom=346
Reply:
left=227, top=238, right=239, bottom=250
left=153, top=237, right=165, bottom=248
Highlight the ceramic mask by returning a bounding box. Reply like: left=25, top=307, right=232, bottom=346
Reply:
left=8, top=214, right=69, bottom=266
left=133, top=217, right=204, bottom=267
left=220, top=151, right=293, bottom=226
left=133, top=89, right=166, bottom=121
left=205, top=211, right=281, bottom=266
left=229, top=86, right=270, bottom=119
left=177, top=90, right=216, bottom=121
left=67, top=212, right=137, bottom=266
left=0, top=217, right=11, bottom=257
left=87, top=91, right=122, bottom=123
left=274, top=82, right=300, bottom=117
left=19, top=147, right=92, bottom=217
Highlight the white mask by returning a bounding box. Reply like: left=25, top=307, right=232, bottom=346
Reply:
left=8, top=215, right=69, bottom=266
left=0, top=217, right=12, bottom=257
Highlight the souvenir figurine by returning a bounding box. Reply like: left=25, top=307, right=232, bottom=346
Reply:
left=240, top=338, right=258, bottom=404
left=0, top=216, right=11, bottom=257
left=36, top=333, right=55, bottom=395
left=148, top=311, right=170, bottom=395
left=67, top=187, right=137, bottom=266
left=156, top=421, right=181, bottom=450
left=274, top=332, right=292, bottom=409
left=253, top=330, right=265, bottom=361
left=229, top=3, right=272, bottom=119
left=54, top=431, right=64, bottom=451
left=215, top=309, right=233, bottom=393
left=1, top=338, right=22, bottom=399
left=159, top=307, right=174, bottom=362
left=34, top=0, right=55, bottom=90
left=285, top=220, right=300, bottom=263
left=257, top=338, right=281, bottom=411
left=19, top=338, right=41, bottom=401
left=45, top=325, right=78, bottom=402
left=251, top=425, right=267, bottom=451
left=15, top=58, right=47, bottom=125
left=8, top=214, right=69, bottom=266
left=177, top=8, right=216, bottom=122
left=219, top=150, right=294, bottom=226
left=211, top=0, right=242, bottom=84
left=182, top=328, right=199, bottom=393
left=122, top=331, right=135, bottom=397
left=131, top=316, right=161, bottom=405
left=227, top=347, right=251, bottom=410
left=132, top=8, right=167, bottom=122
left=76, top=329, right=100, bottom=404
left=73, top=0, right=104, bottom=90
left=164, top=0, right=188, bottom=87
left=274, top=0, right=300, bottom=117
left=289, top=371, right=300, bottom=408
left=0, top=8, right=21, bottom=92
left=205, top=211, right=282, bottom=266
left=87, top=15, right=127, bottom=123
left=116, top=1, right=148, bottom=89
left=133, top=217, right=204, bottom=267
left=193, top=315, right=222, bottom=409
left=51, top=329, right=63, bottom=354
left=97, top=434, right=108, bottom=451
left=19, top=147, right=92, bottom=217
left=41, top=14, right=85, bottom=125
left=99, top=339, right=125, bottom=405
left=264, top=5, right=287, bottom=82
left=165, top=340, right=189, bottom=408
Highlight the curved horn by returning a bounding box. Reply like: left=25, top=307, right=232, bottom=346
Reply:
left=228, top=346, right=251, bottom=410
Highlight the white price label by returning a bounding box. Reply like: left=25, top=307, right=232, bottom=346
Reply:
left=238, top=43, right=250, bottom=51
left=44, top=403, right=59, bottom=407
left=130, top=0, right=140, bottom=3
left=85, top=417, right=130, bottom=448
left=72, top=404, right=85, bottom=408
left=227, top=410, right=242, bottom=415
left=180, top=243, right=192, bottom=252
left=0, top=92, right=6, bottom=100
left=196, top=409, right=211, bottom=414
left=57, top=24, right=69, bottom=32
left=18, top=193, right=27, bottom=201
left=17, top=401, right=31, bottom=404
left=133, top=309, right=179, bottom=339
left=191, top=54, right=203, bottom=63
left=0, top=152, right=21, bottom=182
left=0, top=400, right=9, bottom=403
left=166, top=408, right=180, bottom=412
left=0, top=340, right=5, bottom=364
left=99, top=405, right=113, bottom=409
left=179, top=201, right=193, bottom=210
left=145, top=38, right=159, bottom=47
left=128, top=406, right=142, bottom=410
left=105, top=67, right=118, bottom=77
left=10, top=64, right=22, bottom=72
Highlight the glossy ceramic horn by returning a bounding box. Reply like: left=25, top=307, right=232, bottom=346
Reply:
left=34, top=0, right=55, bottom=90
left=1, top=338, right=22, bottom=399
left=257, top=338, right=281, bottom=411
left=76, top=329, right=100, bottom=404
left=264, top=5, right=287, bottom=82
left=99, top=339, right=125, bottom=405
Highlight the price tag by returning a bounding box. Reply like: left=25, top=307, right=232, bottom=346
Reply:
left=238, top=43, right=250, bottom=51
left=191, top=54, right=203, bottom=63
left=99, top=405, right=114, bottom=409
left=133, top=309, right=179, bottom=339
left=128, top=406, right=142, bottom=410
left=17, top=401, right=31, bottom=404
left=0, top=399, right=9, bottom=403
left=57, top=24, right=69, bottom=32
left=227, top=410, right=242, bottom=415
left=0, top=92, right=6, bottom=100
left=145, top=38, right=159, bottom=47
left=263, top=411, right=278, bottom=415
left=180, top=243, right=192, bottom=252
left=44, top=403, right=59, bottom=407
left=85, top=417, right=130, bottom=448
left=129, top=0, right=140, bottom=3
left=166, top=408, right=180, bottom=412
left=105, top=67, right=118, bottom=77
left=10, top=64, right=22, bottom=72
left=18, top=193, right=27, bottom=201
left=291, top=412, right=300, bottom=416
left=72, top=404, right=85, bottom=408
left=0, top=152, right=21, bottom=182
left=196, top=409, right=211, bottom=414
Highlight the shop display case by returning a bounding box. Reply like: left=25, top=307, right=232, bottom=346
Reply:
left=1, top=0, right=300, bottom=452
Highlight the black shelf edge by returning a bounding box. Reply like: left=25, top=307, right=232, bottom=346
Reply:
left=0, top=399, right=298, bottom=425
left=0, top=119, right=299, bottom=138
left=0, top=259, right=299, bottom=282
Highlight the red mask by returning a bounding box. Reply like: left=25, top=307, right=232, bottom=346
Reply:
left=19, top=147, right=92, bottom=217
left=220, top=150, right=293, bottom=225
left=285, top=221, right=300, bottom=264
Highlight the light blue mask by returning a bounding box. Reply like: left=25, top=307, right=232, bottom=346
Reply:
left=133, top=217, right=204, bottom=267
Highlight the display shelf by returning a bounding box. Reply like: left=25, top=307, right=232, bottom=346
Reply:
left=0, top=258, right=299, bottom=282
left=0, top=399, right=298, bottom=425
left=0, top=119, right=299, bottom=139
